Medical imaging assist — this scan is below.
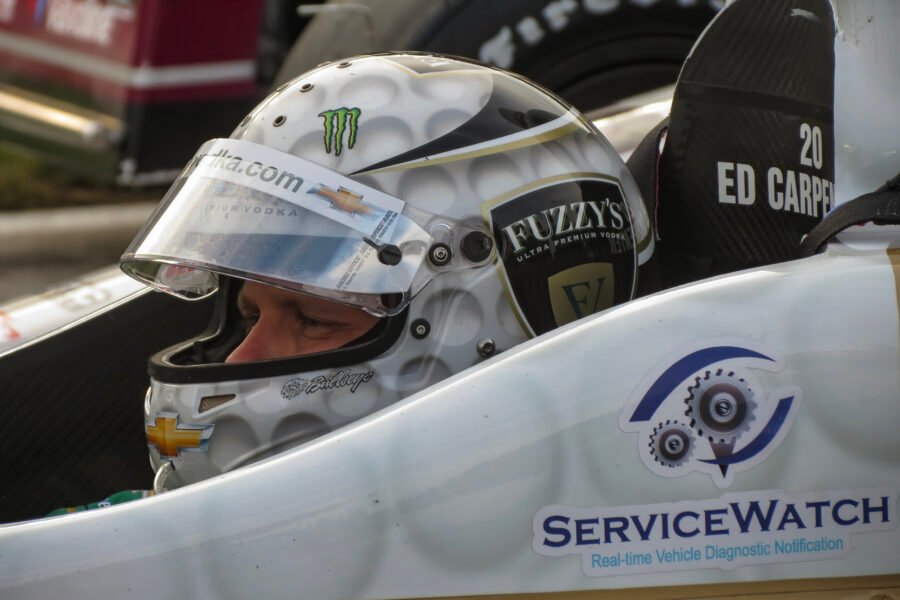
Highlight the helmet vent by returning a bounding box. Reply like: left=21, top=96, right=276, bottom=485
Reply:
left=199, top=394, right=236, bottom=413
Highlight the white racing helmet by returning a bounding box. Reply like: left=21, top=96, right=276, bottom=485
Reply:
left=120, top=52, right=652, bottom=490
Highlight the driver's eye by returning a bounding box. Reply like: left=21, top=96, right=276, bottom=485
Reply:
left=239, top=314, right=259, bottom=334
left=295, top=312, right=332, bottom=329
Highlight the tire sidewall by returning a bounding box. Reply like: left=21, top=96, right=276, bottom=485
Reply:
left=278, top=0, right=721, bottom=111
left=412, top=0, right=723, bottom=110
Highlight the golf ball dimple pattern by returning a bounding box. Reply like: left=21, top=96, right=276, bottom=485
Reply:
left=289, top=130, right=338, bottom=169
left=397, top=357, right=453, bottom=389
left=496, top=292, right=527, bottom=337
left=409, top=74, right=479, bottom=102
left=529, top=139, right=579, bottom=179
left=423, top=289, right=483, bottom=347
left=254, top=59, right=491, bottom=175
left=270, top=413, right=331, bottom=452
left=467, top=154, right=523, bottom=201
left=207, top=415, right=258, bottom=471
left=357, top=116, right=415, bottom=165
left=337, top=74, right=398, bottom=110
left=425, top=108, right=472, bottom=140
left=575, top=130, right=617, bottom=173
left=396, top=167, right=458, bottom=215
left=324, top=366, right=380, bottom=417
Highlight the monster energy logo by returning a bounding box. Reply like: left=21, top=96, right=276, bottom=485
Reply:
left=318, top=107, right=361, bottom=156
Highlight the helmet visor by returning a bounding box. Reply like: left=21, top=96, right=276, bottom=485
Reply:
left=121, top=139, right=433, bottom=316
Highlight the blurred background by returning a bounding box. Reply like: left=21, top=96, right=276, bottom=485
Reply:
left=0, top=149, right=157, bottom=302
left=0, top=0, right=721, bottom=304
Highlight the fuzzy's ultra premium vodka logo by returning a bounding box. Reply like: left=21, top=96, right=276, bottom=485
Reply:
left=500, top=198, right=630, bottom=261
left=318, top=107, right=361, bottom=156
left=486, top=177, right=636, bottom=336
left=619, top=338, right=802, bottom=488
left=547, top=262, right=614, bottom=326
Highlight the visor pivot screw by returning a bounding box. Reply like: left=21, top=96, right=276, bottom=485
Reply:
left=428, top=243, right=452, bottom=267
left=477, top=338, right=496, bottom=358
left=411, top=319, right=430, bottom=339
left=273, top=115, right=287, bottom=127
left=461, top=231, right=493, bottom=263
left=377, top=244, right=402, bottom=266
left=337, top=61, right=352, bottom=68
left=300, top=83, right=314, bottom=93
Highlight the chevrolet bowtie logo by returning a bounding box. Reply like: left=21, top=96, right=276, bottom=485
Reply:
left=308, top=184, right=373, bottom=216
left=146, top=413, right=214, bottom=460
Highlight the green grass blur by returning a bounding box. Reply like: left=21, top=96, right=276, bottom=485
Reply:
left=0, top=147, right=161, bottom=212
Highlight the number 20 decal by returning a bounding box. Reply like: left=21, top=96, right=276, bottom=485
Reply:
left=799, top=122, right=823, bottom=170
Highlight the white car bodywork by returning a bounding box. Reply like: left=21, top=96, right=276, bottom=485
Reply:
left=1, top=243, right=898, bottom=598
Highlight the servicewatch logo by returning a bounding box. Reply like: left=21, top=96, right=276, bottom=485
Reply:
left=619, top=338, right=801, bottom=488
left=532, top=338, right=897, bottom=577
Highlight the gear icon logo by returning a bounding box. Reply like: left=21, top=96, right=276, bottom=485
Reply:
left=619, top=339, right=802, bottom=488
left=685, top=369, right=757, bottom=443
left=649, top=420, right=695, bottom=468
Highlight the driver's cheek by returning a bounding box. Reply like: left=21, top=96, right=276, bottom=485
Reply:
left=225, top=318, right=324, bottom=364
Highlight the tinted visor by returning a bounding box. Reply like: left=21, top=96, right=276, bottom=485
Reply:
left=121, top=139, right=434, bottom=315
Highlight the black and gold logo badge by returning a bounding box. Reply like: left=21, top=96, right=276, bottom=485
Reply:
left=486, top=177, right=636, bottom=336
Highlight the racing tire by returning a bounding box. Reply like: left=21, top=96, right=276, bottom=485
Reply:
left=276, top=0, right=723, bottom=114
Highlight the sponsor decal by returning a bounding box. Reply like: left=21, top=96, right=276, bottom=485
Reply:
left=318, top=107, right=361, bottom=156
left=500, top=196, right=629, bottom=262
left=486, top=176, right=636, bottom=336
left=384, top=54, right=471, bottom=76
left=534, top=339, right=897, bottom=576
left=190, top=139, right=405, bottom=242
left=0, top=310, right=20, bottom=341
left=620, top=338, right=801, bottom=488
left=54, top=282, right=113, bottom=312
left=534, top=487, right=896, bottom=576
left=307, top=184, right=373, bottom=217
left=29, top=0, right=48, bottom=24
left=36, top=0, right=134, bottom=46
left=479, top=0, right=590, bottom=69
left=281, top=369, right=375, bottom=399
left=715, top=121, right=834, bottom=218
left=146, top=412, right=214, bottom=460
left=0, top=0, right=15, bottom=22
left=548, top=262, right=613, bottom=325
